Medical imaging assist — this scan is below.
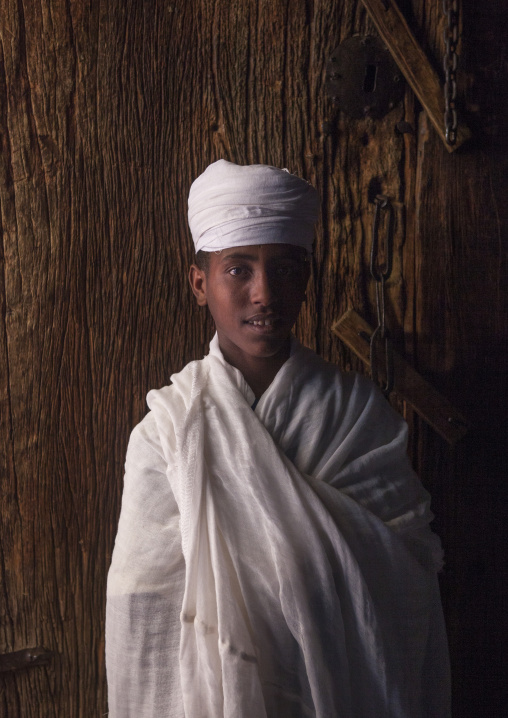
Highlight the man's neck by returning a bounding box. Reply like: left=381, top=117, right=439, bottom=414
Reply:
left=219, top=341, right=291, bottom=400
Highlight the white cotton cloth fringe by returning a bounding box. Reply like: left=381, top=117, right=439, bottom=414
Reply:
left=187, top=160, right=319, bottom=254
left=106, top=335, right=450, bottom=718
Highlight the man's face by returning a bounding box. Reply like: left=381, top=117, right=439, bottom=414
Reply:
left=189, top=244, right=310, bottom=367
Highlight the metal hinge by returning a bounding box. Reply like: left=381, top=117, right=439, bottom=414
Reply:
left=0, top=648, right=54, bottom=673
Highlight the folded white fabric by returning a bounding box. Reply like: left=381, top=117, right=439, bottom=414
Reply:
left=106, top=334, right=450, bottom=717
left=188, top=160, right=319, bottom=254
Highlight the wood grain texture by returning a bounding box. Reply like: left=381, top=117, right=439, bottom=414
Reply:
left=0, top=0, right=506, bottom=715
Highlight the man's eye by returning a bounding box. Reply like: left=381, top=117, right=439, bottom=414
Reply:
left=275, top=265, right=295, bottom=277
left=228, top=266, right=245, bottom=276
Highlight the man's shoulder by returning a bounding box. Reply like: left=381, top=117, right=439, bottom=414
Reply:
left=292, top=343, right=380, bottom=403
left=129, top=355, right=209, bottom=462
left=143, top=354, right=204, bottom=414
left=126, top=409, right=169, bottom=468
left=288, top=343, right=404, bottom=440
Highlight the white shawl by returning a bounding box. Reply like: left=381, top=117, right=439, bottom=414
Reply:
left=106, top=336, right=450, bottom=717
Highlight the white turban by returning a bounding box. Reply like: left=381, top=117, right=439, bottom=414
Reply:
left=188, top=160, right=319, bottom=254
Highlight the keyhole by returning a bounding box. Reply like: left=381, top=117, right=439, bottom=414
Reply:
left=363, top=64, right=378, bottom=93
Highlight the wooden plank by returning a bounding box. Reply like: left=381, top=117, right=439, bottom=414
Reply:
left=360, top=0, right=471, bottom=151
left=332, top=309, right=468, bottom=444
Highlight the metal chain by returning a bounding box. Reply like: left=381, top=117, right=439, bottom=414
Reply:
left=443, top=0, right=459, bottom=145
left=369, top=195, right=394, bottom=396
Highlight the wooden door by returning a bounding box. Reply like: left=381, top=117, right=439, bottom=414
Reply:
left=1, top=1, right=506, bottom=715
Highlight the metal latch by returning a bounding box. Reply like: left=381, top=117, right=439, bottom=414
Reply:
left=0, top=648, right=54, bottom=673
left=359, top=0, right=471, bottom=151
left=325, top=35, right=404, bottom=119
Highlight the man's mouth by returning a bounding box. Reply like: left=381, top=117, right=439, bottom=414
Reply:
left=248, top=318, right=275, bottom=326
left=245, top=314, right=280, bottom=328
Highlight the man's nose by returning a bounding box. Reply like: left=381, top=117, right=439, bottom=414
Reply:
left=251, top=269, right=276, bottom=305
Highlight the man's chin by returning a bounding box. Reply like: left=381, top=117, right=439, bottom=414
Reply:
left=245, top=335, right=292, bottom=359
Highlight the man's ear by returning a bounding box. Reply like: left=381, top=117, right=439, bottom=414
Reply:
left=189, top=264, right=208, bottom=306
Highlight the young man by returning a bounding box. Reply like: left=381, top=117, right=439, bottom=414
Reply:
left=106, top=160, right=450, bottom=717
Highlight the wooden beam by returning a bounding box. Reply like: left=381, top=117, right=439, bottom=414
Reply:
left=332, top=309, right=468, bottom=444
left=360, top=0, right=471, bottom=152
